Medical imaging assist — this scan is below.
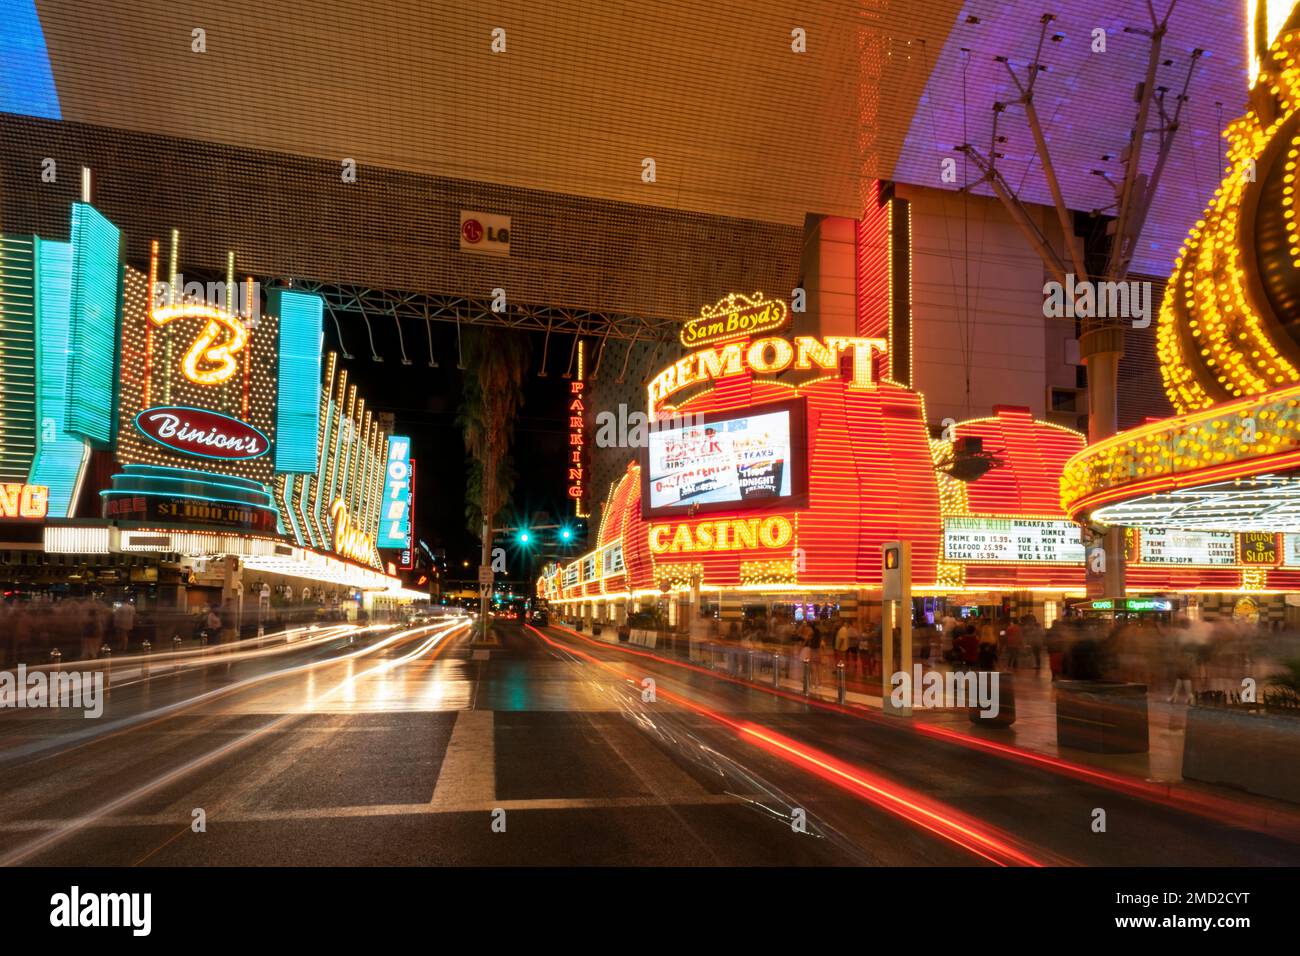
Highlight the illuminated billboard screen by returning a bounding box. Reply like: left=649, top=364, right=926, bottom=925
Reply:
left=640, top=398, right=807, bottom=518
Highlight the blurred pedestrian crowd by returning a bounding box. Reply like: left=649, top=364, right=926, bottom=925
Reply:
left=691, top=606, right=1300, bottom=700
left=0, top=596, right=322, bottom=665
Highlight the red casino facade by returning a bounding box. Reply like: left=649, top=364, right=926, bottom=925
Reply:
left=540, top=292, right=1300, bottom=630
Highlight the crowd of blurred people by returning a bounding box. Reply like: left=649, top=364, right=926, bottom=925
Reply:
left=698, top=609, right=884, bottom=687
left=692, top=605, right=1300, bottom=700
left=1033, top=614, right=1296, bottom=700
left=0, top=594, right=340, bottom=665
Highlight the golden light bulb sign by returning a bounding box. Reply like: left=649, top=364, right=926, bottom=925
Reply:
left=330, top=498, right=381, bottom=568
left=0, top=484, right=49, bottom=520
left=1240, top=531, right=1281, bottom=566
left=151, top=303, right=249, bottom=386
left=648, top=335, right=887, bottom=410
left=680, top=292, right=790, bottom=348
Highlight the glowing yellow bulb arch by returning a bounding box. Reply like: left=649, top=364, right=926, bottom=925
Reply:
left=1157, top=27, right=1300, bottom=413
left=1067, top=13, right=1300, bottom=525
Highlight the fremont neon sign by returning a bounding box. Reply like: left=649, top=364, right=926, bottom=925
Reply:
left=648, top=335, right=886, bottom=410
left=649, top=515, right=794, bottom=554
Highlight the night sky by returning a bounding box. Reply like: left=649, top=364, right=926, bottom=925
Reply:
left=328, top=318, right=581, bottom=578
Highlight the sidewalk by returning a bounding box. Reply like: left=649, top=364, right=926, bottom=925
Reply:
left=596, top=631, right=1197, bottom=783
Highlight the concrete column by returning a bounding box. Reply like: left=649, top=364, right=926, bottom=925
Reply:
left=1080, top=326, right=1124, bottom=443
left=1080, top=325, right=1127, bottom=598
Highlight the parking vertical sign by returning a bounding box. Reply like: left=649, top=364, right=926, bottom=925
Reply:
left=380, top=436, right=411, bottom=549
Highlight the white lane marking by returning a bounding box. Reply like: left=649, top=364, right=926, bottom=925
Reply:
left=428, top=709, right=496, bottom=809
left=0, top=794, right=743, bottom=831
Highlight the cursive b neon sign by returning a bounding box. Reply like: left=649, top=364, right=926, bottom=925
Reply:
left=151, top=303, right=248, bottom=386
left=331, top=498, right=381, bottom=567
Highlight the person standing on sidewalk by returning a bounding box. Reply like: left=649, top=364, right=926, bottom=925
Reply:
left=1168, top=629, right=1196, bottom=704
left=808, top=624, right=824, bottom=688
left=81, top=601, right=105, bottom=660
left=1023, top=613, right=1044, bottom=671
left=1005, top=618, right=1023, bottom=669
left=112, top=599, right=136, bottom=653
left=834, top=618, right=851, bottom=671
left=959, top=625, right=980, bottom=671
left=847, top=618, right=863, bottom=676
left=219, top=600, right=238, bottom=645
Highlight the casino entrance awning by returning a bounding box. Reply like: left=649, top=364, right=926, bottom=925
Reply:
left=1061, top=383, right=1300, bottom=532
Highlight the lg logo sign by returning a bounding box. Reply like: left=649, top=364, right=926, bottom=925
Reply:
left=460, top=211, right=511, bottom=257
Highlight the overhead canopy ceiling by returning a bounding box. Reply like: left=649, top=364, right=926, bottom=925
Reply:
left=6, top=0, right=1251, bottom=275
left=23, top=0, right=958, bottom=225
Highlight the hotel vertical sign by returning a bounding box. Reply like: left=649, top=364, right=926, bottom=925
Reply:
left=379, top=435, right=412, bottom=549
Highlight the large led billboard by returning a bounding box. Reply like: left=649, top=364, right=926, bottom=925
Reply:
left=640, top=398, right=807, bottom=518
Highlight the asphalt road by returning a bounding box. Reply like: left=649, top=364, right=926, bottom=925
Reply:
left=0, top=617, right=1294, bottom=866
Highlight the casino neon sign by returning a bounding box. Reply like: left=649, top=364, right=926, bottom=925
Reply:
left=649, top=515, right=794, bottom=554
left=648, top=335, right=886, bottom=410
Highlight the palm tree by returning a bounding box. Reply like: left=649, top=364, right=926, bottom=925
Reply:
left=457, top=327, right=530, bottom=635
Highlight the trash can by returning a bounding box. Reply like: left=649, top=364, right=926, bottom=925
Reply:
left=968, top=671, right=1015, bottom=727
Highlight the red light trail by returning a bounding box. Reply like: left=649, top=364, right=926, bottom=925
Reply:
left=525, top=623, right=1052, bottom=867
